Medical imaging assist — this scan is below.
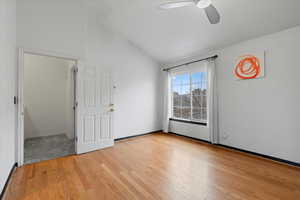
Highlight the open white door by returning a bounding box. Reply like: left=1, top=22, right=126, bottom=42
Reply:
left=76, top=63, right=114, bottom=154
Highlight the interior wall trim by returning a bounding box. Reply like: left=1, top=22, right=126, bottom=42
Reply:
left=217, top=144, right=300, bottom=168
left=0, top=163, right=17, bottom=200
left=169, top=132, right=299, bottom=168
left=114, top=130, right=163, bottom=141
left=169, top=118, right=207, bottom=126
left=168, top=132, right=211, bottom=144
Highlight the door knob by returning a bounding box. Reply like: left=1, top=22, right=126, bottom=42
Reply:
left=109, top=108, right=114, bottom=112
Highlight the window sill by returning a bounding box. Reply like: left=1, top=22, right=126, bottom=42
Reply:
left=169, top=118, right=207, bottom=126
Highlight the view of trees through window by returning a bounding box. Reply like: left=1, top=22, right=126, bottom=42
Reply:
left=172, top=72, right=207, bottom=123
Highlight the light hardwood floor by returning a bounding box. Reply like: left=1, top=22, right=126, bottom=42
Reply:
left=4, top=133, right=300, bottom=200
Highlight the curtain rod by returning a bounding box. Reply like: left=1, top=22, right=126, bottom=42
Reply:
left=162, top=55, right=218, bottom=72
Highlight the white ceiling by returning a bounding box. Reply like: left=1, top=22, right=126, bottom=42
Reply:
left=88, top=0, right=300, bottom=64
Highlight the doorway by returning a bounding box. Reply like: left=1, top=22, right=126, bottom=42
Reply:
left=17, top=48, right=115, bottom=166
left=22, top=53, right=76, bottom=164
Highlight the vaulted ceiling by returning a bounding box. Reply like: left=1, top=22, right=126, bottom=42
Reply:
left=87, top=0, right=300, bottom=64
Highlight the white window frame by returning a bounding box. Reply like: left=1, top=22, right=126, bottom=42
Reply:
left=170, top=68, right=208, bottom=124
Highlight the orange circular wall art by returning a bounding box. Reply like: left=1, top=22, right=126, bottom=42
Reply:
left=234, top=55, right=261, bottom=80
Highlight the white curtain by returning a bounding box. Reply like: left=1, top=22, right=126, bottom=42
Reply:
left=163, top=71, right=171, bottom=133
left=208, top=60, right=219, bottom=144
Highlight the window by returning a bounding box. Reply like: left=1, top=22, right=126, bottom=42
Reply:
left=171, top=71, right=208, bottom=124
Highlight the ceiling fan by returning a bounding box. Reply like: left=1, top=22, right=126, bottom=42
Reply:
left=159, top=0, right=220, bottom=24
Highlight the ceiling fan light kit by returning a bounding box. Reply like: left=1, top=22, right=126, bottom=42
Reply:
left=159, top=0, right=220, bottom=24
left=196, top=0, right=212, bottom=8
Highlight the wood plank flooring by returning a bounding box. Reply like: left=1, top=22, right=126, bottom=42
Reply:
left=4, top=133, right=300, bottom=200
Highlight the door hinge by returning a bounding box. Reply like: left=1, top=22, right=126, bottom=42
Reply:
left=73, top=102, right=78, bottom=110
left=14, top=96, right=18, bottom=105
left=75, top=137, right=78, bottom=142
left=74, top=67, right=78, bottom=73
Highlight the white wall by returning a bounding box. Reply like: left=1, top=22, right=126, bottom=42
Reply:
left=86, top=10, right=163, bottom=139
left=17, top=0, right=300, bottom=164
left=24, top=54, right=75, bottom=139
left=17, top=0, right=86, bottom=59
left=17, top=0, right=163, bottom=140
left=168, top=26, right=300, bottom=163
left=216, top=26, right=300, bottom=163
left=0, top=0, right=16, bottom=194
left=169, top=121, right=209, bottom=141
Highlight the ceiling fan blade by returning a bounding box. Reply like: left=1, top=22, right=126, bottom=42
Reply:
left=204, top=4, right=220, bottom=24
left=159, top=1, right=195, bottom=10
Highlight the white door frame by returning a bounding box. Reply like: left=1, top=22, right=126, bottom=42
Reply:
left=17, top=47, right=80, bottom=166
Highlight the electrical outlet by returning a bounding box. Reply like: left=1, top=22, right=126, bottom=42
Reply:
left=221, top=132, right=229, bottom=140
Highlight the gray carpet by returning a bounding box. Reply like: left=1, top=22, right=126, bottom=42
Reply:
left=24, top=134, right=75, bottom=164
